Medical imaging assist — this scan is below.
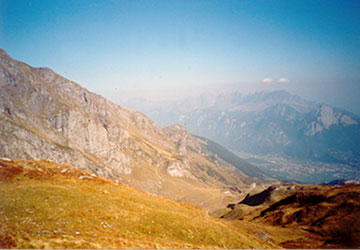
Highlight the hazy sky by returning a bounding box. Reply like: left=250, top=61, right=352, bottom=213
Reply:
left=1, top=0, right=360, bottom=114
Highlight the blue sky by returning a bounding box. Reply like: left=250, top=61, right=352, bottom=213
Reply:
left=1, top=0, right=360, bottom=114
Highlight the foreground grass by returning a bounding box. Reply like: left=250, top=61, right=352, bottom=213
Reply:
left=0, top=159, right=274, bottom=249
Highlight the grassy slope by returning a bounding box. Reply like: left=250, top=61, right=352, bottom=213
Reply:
left=0, top=158, right=276, bottom=249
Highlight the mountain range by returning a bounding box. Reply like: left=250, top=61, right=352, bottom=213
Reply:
left=0, top=49, right=268, bottom=208
left=125, top=90, right=360, bottom=183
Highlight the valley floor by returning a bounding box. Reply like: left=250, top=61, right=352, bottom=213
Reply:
left=236, top=151, right=360, bottom=184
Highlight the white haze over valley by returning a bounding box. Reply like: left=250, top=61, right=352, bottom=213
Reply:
left=113, top=80, right=360, bottom=117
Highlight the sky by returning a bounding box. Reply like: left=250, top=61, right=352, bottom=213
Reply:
left=1, top=0, right=360, bottom=114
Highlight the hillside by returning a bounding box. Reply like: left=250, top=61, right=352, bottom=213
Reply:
left=0, top=158, right=275, bottom=249
left=0, top=49, right=264, bottom=208
left=212, top=183, right=360, bottom=248
left=196, top=136, right=268, bottom=179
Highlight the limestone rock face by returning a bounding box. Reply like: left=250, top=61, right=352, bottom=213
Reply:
left=167, top=161, right=194, bottom=179
left=0, top=50, right=137, bottom=178
left=0, top=49, right=260, bottom=206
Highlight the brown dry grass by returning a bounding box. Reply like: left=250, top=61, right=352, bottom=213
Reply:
left=0, top=158, right=276, bottom=249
